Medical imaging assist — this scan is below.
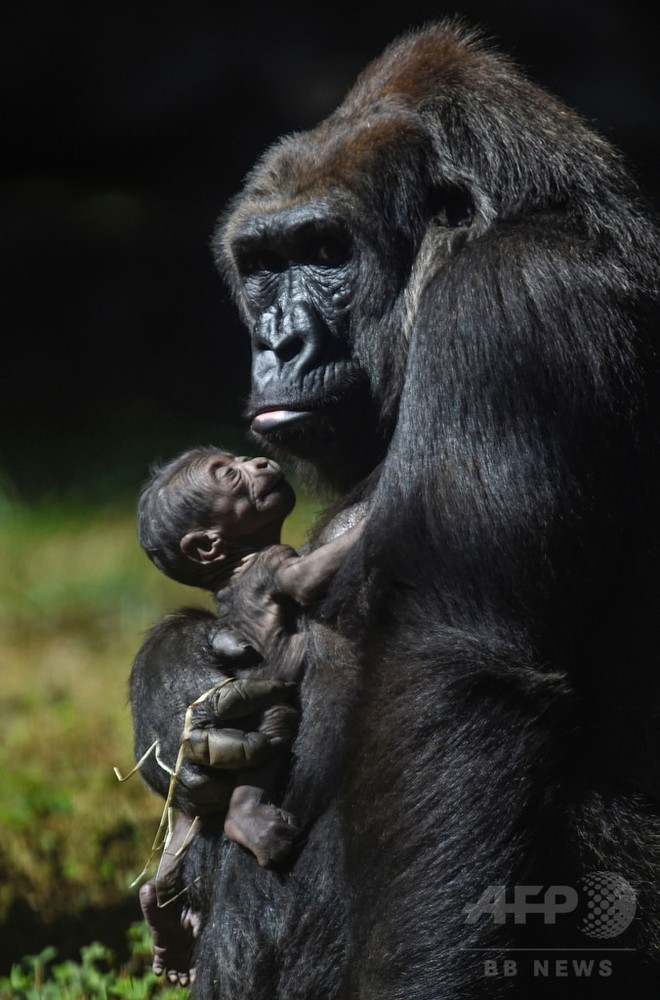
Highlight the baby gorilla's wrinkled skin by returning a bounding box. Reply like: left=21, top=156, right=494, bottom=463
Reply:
left=134, top=447, right=363, bottom=984
left=178, top=452, right=297, bottom=558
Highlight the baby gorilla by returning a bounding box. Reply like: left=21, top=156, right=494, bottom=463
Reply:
left=136, top=446, right=362, bottom=981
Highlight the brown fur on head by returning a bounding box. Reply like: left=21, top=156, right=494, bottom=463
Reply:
left=215, top=20, right=641, bottom=496
left=224, top=20, right=612, bottom=234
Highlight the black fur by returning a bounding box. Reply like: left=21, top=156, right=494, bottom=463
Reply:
left=131, top=23, right=660, bottom=997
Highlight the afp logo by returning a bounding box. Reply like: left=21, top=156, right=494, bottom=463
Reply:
left=577, top=873, right=637, bottom=939
left=463, top=872, right=636, bottom=939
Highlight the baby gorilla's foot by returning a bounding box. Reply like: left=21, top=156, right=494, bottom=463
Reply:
left=139, top=880, right=198, bottom=987
left=224, top=804, right=302, bottom=868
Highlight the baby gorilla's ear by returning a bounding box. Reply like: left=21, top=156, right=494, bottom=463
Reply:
left=180, top=529, right=227, bottom=565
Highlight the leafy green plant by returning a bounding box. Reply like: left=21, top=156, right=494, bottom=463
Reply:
left=0, top=923, right=188, bottom=999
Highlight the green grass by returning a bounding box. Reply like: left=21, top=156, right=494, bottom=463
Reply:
left=0, top=480, right=320, bottom=982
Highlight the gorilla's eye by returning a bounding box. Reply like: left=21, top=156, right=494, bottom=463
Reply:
left=239, top=250, right=285, bottom=276
left=301, top=236, right=351, bottom=268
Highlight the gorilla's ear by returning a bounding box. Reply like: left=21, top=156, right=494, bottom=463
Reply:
left=180, top=529, right=227, bottom=565
left=428, top=183, right=474, bottom=228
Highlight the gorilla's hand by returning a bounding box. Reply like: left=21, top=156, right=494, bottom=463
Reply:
left=199, top=677, right=297, bottom=721
left=187, top=727, right=275, bottom=769
left=130, top=610, right=298, bottom=813
left=185, top=682, right=299, bottom=770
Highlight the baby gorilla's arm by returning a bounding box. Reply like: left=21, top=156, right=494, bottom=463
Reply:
left=275, top=520, right=364, bottom=605
left=212, top=521, right=364, bottom=662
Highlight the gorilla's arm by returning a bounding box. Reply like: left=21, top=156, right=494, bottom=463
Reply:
left=360, top=222, right=649, bottom=641
left=130, top=607, right=295, bottom=815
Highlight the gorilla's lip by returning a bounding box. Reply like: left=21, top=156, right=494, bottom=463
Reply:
left=251, top=409, right=312, bottom=434
left=250, top=371, right=368, bottom=436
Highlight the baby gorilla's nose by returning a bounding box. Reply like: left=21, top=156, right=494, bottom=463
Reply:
left=248, top=457, right=281, bottom=474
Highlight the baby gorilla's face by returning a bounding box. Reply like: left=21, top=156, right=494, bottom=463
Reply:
left=199, top=452, right=296, bottom=540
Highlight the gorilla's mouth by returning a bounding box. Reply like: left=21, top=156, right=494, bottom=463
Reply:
left=249, top=370, right=369, bottom=438
left=251, top=409, right=311, bottom=434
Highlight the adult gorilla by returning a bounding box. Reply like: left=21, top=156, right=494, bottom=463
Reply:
left=131, top=22, right=660, bottom=997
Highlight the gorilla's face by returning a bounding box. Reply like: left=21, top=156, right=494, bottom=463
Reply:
left=218, top=181, right=406, bottom=491
left=229, top=201, right=370, bottom=448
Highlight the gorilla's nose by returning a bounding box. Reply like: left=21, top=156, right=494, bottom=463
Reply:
left=254, top=301, right=326, bottom=377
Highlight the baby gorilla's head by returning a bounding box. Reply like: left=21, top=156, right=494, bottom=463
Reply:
left=138, top=446, right=295, bottom=588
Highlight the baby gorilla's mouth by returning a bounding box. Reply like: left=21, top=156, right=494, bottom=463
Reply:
left=249, top=470, right=284, bottom=506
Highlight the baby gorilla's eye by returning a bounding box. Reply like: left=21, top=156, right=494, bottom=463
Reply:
left=208, top=461, right=238, bottom=483
left=221, top=466, right=241, bottom=483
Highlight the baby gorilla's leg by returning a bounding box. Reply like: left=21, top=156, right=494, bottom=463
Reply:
left=224, top=762, right=302, bottom=868
left=139, top=814, right=200, bottom=986
left=139, top=881, right=199, bottom=987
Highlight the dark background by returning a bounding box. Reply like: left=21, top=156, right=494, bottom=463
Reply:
left=2, top=0, right=658, bottom=502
